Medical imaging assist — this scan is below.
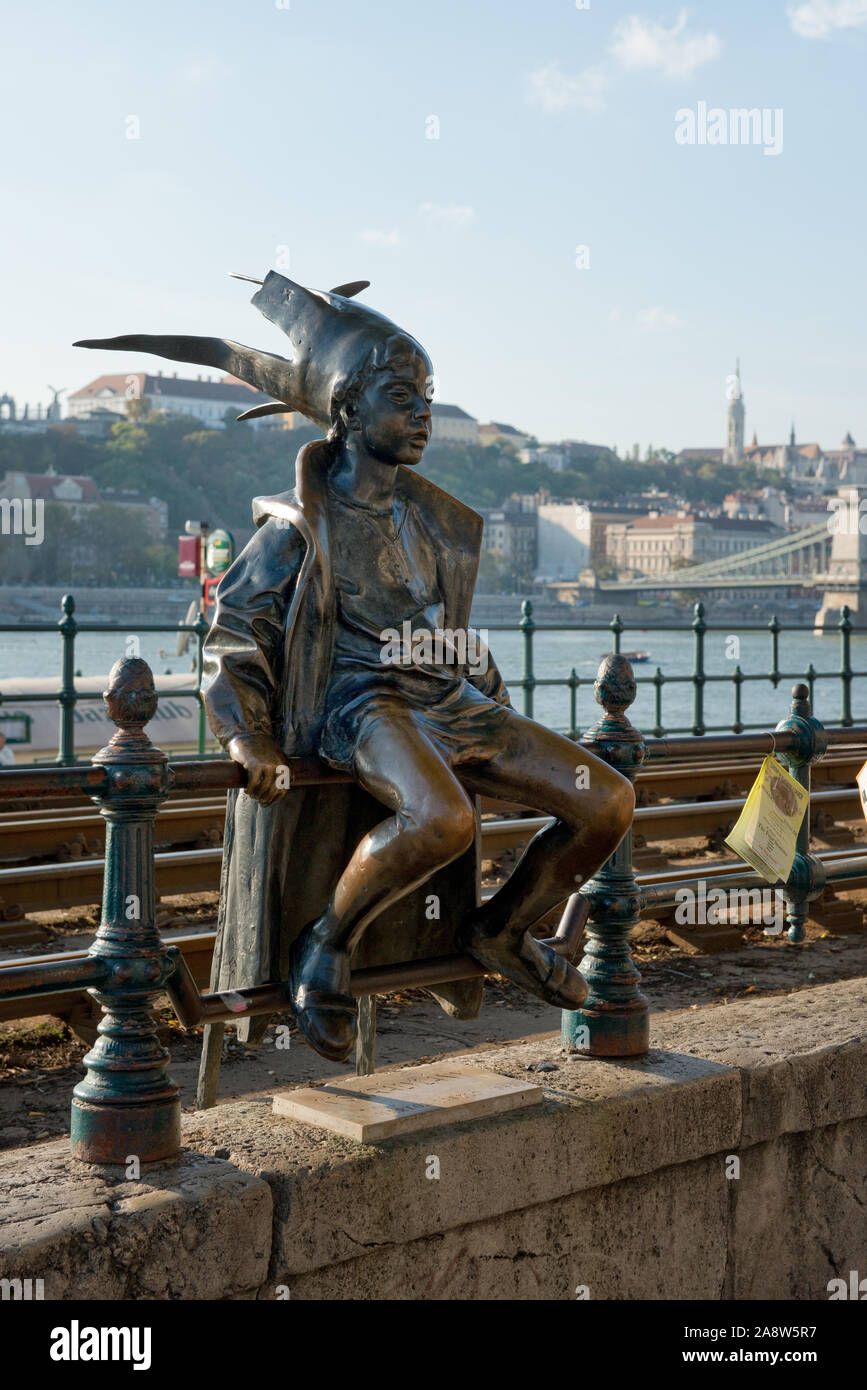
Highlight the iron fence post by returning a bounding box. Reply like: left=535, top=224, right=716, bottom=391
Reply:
left=193, top=607, right=210, bottom=755
left=732, top=664, right=744, bottom=734
left=805, top=662, right=816, bottom=711
left=776, top=683, right=828, bottom=944
left=839, top=605, right=853, bottom=727
left=520, top=599, right=535, bottom=719
left=768, top=613, right=781, bottom=688
left=567, top=668, right=579, bottom=741
left=562, top=653, right=648, bottom=1056
left=609, top=611, right=623, bottom=655
left=57, top=593, right=78, bottom=764
left=691, top=601, right=706, bottom=736
left=652, top=665, right=664, bottom=738
left=70, top=657, right=181, bottom=1164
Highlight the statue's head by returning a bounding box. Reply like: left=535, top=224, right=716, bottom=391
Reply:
left=73, top=270, right=437, bottom=466
left=249, top=273, right=434, bottom=465
left=329, top=334, right=433, bottom=467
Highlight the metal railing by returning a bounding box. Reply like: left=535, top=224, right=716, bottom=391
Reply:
left=494, top=599, right=866, bottom=737
left=2, top=595, right=867, bottom=762
left=0, top=594, right=210, bottom=762
left=0, top=651, right=863, bottom=1165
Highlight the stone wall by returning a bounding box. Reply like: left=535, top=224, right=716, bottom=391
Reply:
left=1, top=979, right=865, bottom=1300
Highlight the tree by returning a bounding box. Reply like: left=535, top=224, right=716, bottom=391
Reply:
left=126, top=395, right=154, bottom=423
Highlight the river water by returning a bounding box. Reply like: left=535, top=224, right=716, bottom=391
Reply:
left=2, top=622, right=866, bottom=736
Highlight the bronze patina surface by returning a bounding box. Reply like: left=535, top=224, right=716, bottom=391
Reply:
left=76, top=272, right=634, bottom=1062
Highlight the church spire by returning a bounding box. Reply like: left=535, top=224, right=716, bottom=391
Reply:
left=724, top=358, right=745, bottom=464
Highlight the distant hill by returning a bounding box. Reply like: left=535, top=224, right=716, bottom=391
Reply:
left=0, top=415, right=782, bottom=585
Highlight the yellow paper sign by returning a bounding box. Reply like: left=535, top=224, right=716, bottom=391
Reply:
left=724, top=756, right=809, bottom=883
left=856, top=760, right=867, bottom=824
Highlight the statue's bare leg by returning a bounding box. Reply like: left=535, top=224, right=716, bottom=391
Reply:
left=457, top=708, right=634, bottom=946
left=289, top=709, right=476, bottom=1060
left=289, top=705, right=632, bottom=1060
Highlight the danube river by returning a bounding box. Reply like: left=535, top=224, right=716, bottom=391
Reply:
left=2, top=622, right=866, bottom=737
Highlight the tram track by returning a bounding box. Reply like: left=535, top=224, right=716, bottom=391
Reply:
left=3, top=843, right=867, bottom=1036
left=1, top=748, right=864, bottom=867
left=0, top=783, right=862, bottom=918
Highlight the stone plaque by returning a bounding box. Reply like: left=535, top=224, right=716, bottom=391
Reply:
left=272, top=1061, right=544, bottom=1142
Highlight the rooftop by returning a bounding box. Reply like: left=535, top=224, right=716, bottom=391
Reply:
left=14, top=472, right=102, bottom=503
left=69, top=373, right=272, bottom=406
left=431, top=403, right=476, bottom=420
left=480, top=421, right=525, bottom=436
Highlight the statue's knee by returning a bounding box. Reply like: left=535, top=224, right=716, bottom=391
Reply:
left=423, top=796, right=476, bottom=865
left=610, top=774, right=635, bottom=839
left=582, top=771, right=634, bottom=847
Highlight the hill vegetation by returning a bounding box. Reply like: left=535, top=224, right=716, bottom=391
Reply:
left=0, top=414, right=782, bottom=585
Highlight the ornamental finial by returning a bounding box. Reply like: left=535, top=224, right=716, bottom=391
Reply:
left=594, top=653, right=636, bottom=717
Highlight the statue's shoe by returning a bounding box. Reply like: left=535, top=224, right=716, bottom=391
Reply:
left=289, top=923, right=357, bottom=1063
left=458, top=919, right=589, bottom=1011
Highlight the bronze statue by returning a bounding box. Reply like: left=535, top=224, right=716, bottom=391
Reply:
left=76, top=273, right=634, bottom=1062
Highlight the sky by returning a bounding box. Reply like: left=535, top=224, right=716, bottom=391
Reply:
left=1, top=0, right=866, bottom=454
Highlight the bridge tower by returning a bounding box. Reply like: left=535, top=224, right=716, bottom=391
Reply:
left=815, top=485, right=867, bottom=627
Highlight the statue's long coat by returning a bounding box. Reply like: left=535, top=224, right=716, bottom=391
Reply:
left=202, top=439, right=508, bottom=1036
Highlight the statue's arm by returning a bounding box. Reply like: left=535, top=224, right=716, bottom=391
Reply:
left=201, top=518, right=303, bottom=755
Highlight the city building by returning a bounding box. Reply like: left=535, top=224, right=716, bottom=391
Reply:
left=741, top=424, right=821, bottom=479
left=429, top=403, right=478, bottom=445
left=722, top=491, right=764, bottom=520
left=605, top=511, right=781, bottom=579
left=478, top=422, right=530, bottom=449
left=518, top=441, right=617, bottom=472
left=535, top=502, right=640, bottom=581
left=66, top=372, right=277, bottom=430
left=0, top=390, right=65, bottom=435
left=518, top=444, right=569, bottom=471
left=481, top=496, right=537, bottom=578
left=0, top=469, right=168, bottom=540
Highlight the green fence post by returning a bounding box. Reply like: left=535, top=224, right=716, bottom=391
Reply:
left=652, top=665, right=664, bottom=738
left=57, top=593, right=78, bottom=764
left=768, top=613, right=781, bottom=689
left=839, top=605, right=853, bottom=727
left=70, top=657, right=181, bottom=1164
left=568, top=668, right=579, bottom=741
left=193, top=607, right=210, bottom=755
left=561, top=654, right=648, bottom=1057
left=777, top=683, right=827, bottom=944
left=691, top=601, right=706, bottom=736
left=609, top=611, right=623, bottom=655
left=805, top=662, right=816, bottom=711
left=520, top=599, right=535, bottom=719
left=732, top=664, right=744, bottom=734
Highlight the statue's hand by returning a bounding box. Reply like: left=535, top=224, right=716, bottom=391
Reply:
left=227, top=733, right=289, bottom=806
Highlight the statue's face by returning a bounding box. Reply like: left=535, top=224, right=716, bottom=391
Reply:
left=349, top=348, right=433, bottom=467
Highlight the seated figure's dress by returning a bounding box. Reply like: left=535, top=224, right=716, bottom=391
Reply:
left=318, top=481, right=511, bottom=773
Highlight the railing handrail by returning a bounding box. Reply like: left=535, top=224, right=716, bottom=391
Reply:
left=1, top=594, right=866, bottom=757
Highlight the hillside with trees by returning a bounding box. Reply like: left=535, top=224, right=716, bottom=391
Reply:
left=0, top=413, right=782, bottom=585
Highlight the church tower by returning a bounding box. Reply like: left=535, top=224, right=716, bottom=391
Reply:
left=724, top=359, right=745, bottom=464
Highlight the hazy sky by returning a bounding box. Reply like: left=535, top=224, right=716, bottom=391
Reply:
left=1, top=0, right=865, bottom=452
